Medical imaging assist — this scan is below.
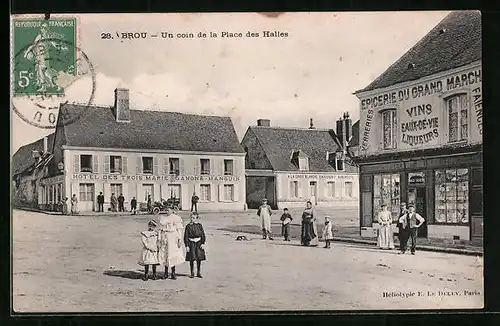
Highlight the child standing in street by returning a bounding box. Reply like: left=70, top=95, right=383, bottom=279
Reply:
left=138, top=220, right=160, bottom=281
left=322, top=216, right=334, bottom=248
left=280, top=208, right=293, bottom=241
left=184, top=212, right=207, bottom=278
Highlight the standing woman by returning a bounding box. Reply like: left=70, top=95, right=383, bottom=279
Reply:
left=157, top=206, right=186, bottom=280
left=377, top=203, right=395, bottom=249
left=301, top=201, right=318, bottom=246
left=70, top=194, right=78, bottom=215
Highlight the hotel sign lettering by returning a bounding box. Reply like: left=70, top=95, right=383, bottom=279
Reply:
left=286, top=174, right=355, bottom=180
left=72, top=174, right=241, bottom=182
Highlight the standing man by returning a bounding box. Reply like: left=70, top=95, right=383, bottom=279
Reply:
left=131, top=197, right=137, bottom=215
left=398, top=204, right=425, bottom=255
left=118, top=193, right=125, bottom=212
left=257, top=198, right=274, bottom=240
left=147, top=195, right=152, bottom=214
left=397, top=202, right=408, bottom=251
left=191, top=192, right=199, bottom=212
left=97, top=192, right=104, bottom=212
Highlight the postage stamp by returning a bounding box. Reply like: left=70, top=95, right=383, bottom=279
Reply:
left=11, top=17, right=95, bottom=128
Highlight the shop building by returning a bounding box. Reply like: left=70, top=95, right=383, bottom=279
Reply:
left=352, top=11, right=482, bottom=242
left=241, top=115, right=359, bottom=209
left=12, top=88, right=247, bottom=212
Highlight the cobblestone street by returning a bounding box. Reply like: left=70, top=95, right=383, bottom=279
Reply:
left=12, top=209, right=483, bottom=312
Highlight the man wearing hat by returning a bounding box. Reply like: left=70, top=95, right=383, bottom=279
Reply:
left=257, top=198, right=274, bottom=240
left=398, top=204, right=425, bottom=255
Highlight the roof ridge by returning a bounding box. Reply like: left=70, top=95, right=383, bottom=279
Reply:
left=251, top=126, right=334, bottom=132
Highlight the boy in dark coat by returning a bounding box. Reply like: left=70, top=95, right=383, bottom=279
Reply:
left=280, top=208, right=293, bottom=241
left=184, top=212, right=206, bottom=278
left=131, top=197, right=137, bottom=214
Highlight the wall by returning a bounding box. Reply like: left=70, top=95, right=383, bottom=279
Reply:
left=428, top=225, right=470, bottom=241
left=276, top=172, right=359, bottom=208
left=63, top=148, right=246, bottom=211
left=357, top=62, right=482, bottom=156
left=246, top=176, right=274, bottom=209
left=241, top=129, right=273, bottom=170
left=12, top=165, right=50, bottom=209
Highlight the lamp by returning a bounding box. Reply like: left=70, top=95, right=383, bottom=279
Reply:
left=57, top=162, right=64, bottom=172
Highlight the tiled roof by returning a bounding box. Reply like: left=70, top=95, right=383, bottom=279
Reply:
left=355, top=10, right=481, bottom=93
left=12, top=133, right=55, bottom=176
left=59, top=104, right=245, bottom=153
left=248, top=126, right=357, bottom=172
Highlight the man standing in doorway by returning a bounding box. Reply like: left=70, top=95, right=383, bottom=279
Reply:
left=118, top=193, right=125, bottom=212
left=191, top=192, right=199, bottom=212
left=97, top=192, right=104, bottom=212
left=398, top=204, right=425, bottom=255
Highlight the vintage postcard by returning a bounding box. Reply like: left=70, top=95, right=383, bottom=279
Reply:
left=10, top=11, right=483, bottom=312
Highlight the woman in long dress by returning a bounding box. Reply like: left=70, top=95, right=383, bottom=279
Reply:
left=301, top=201, right=318, bottom=246
left=157, top=207, right=185, bottom=280
left=377, top=204, right=395, bottom=249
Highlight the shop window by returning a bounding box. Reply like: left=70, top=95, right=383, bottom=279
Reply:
left=80, top=155, right=93, bottom=173
left=200, top=184, right=211, bottom=201
left=373, top=174, right=400, bottom=222
left=327, top=182, right=335, bottom=197
left=344, top=181, right=353, bottom=198
left=200, top=159, right=211, bottom=175
left=169, top=158, right=180, bottom=175
left=224, top=159, right=234, bottom=175
left=447, top=94, right=468, bottom=143
left=290, top=181, right=299, bottom=198
left=110, top=156, right=122, bottom=173
left=434, top=168, right=469, bottom=224
left=79, top=183, right=94, bottom=201
left=381, top=109, right=397, bottom=150
left=110, top=184, right=123, bottom=197
left=223, top=184, right=235, bottom=201
left=142, top=157, right=153, bottom=174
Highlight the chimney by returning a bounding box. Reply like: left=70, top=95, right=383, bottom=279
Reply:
left=344, top=112, right=353, bottom=145
left=257, top=119, right=270, bottom=127
left=336, top=117, right=345, bottom=148
left=114, top=88, right=131, bottom=122
left=309, top=118, right=315, bottom=129
left=43, top=136, right=49, bottom=154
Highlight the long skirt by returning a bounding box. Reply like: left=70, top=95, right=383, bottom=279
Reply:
left=261, top=214, right=271, bottom=232
left=378, top=224, right=395, bottom=249
left=158, top=231, right=185, bottom=267
left=301, top=221, right=316, bottom=245
left=185, top=241, right=206, bottom=262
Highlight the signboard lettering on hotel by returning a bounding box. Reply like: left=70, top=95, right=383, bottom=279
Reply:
left=286, top=174, right=355, bottom=180
left=72, top=174, right=241, bottom=182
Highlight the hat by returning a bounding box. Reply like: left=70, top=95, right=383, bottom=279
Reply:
left=380, top=203, right=387, bottom=207
left=148, top=220, right=157, bottom=227
left=408, top=204, right=415, bottom=208
left=262, top=198, right=268, bottom=202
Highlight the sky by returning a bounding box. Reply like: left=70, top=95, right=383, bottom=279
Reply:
left=11, top=11, right=451, bottom=153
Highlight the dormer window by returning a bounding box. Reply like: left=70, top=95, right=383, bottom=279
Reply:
left=335, top=152, right=344, bottom=171
left=299, top=157, right=309, bottom=171
left=291, top=150, right=309, bottom=171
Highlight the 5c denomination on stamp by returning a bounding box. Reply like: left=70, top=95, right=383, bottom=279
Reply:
left=11, top=17, right=96, bottom=129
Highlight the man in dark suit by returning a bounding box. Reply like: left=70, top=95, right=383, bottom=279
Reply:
left=398, top=204, right=425, bottom=255
left=397, top=202, right=408, bottom=252
left=191, top=192, right=199, bottom=212
left=118, top=193, right=125, bottom=212
left=97, top=192, right=104, bottom=212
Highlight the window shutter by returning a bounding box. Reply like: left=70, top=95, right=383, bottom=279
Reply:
left=92, top=155, right=99, bottom=173
left=208, top=159, right=213, bottom=175
left=104, top=155, right=110, bottom=173
left=73, top=155, right=80, bottom=173
left=194, top=157, right=200, bottom=175
left=218, top=184, right=223, bottom=202
left=122, top=156, right=128, bottom=174
left=232, top=159, right=238, bottom=177
left=136, top=157, right=142, bottom=174
left=162, top=157, right=169, bottom=175
left=179, top=158, right=185, bottom=175
left=233, top=184, right=238, bottom=202
left=153, top=157, right=159, bottom=175
left=298, top=180, right=303, bottom=198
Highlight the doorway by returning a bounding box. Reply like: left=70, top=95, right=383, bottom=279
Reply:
left=407, top=186, right=428, bottom=238
left=309, top=181, right=318, bottom=205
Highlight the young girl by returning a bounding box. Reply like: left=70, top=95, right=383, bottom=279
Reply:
left=138, top=220, right=160, bottom=281
left=322, top=216, right=334, bottom=249
left=184, top=212, right=207, bottom=278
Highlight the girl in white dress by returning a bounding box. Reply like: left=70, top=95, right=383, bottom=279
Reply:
left=157, top=207, right=185, bottom=280
left=138, top=220, right=160, bottom=281
left=377, top=204, right=395, bottom=249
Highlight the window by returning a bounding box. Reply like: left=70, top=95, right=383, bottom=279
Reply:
left=200, top=184, right=211, bottom=201
left=298, top=157, right=309, bottom=171
left=79, top=183, right=94, bottom=201
left=447, top=94, right=468, bottom=142
left=169, top=158, right=180, bottom=175
left=408, top=172, right=426, bottom=185
left=223, top=184, right=234, bottom=201
left=110, top=156, right=122, bottom=173
left=110, top=184, right=123, bottom=196
left=290, top=181, right=299, bottom=198
left=373, top=174, right=400, bottom=222
left=142, top=157, right=153, bottom=174
left=57, top=184, right=63, bottom=203
left=336, top=157, right=344, bottom=171
left=49, top=185, right=54, bottom=203
left=224, top=159, right=234, bottom=175
left=381, top=109, right=397, bottom=149
left=345, top=181, right=353, bottom=198
left=327, top=182, right=335, bottom=197
left=200, top=159, right=210, bottom=175
left=435, top=168, right=469, bottom=224
left=143, top=184, right=154, bottom=201
left=80, top=155, right=93, bottom=173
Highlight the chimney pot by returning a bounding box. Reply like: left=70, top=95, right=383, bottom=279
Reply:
left=309, top=118, right=315, bottom=129
left=257, top=119, right=271, bottom=127
left=114, top=88, right=131, bottom=122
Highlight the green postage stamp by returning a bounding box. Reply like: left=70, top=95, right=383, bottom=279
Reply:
left=12, top=18, right=77, bottom=97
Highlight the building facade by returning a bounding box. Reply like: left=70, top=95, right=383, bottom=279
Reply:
left=242, top=116, right=359, bottom=210
left=353, top=11, right=482, bottom=242
left=13, top=88, right=246, bottom=212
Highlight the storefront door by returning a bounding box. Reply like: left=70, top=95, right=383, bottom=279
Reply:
left=408, top=186, right=428, bottom=238
left=309, top=181, right=317, bottom=205
left=79, top=183, right=95, bottom=212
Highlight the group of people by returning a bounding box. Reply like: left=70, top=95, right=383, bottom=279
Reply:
left=138, top=207, right=207, bottom=281
left=96, top=192, right=127, bottom=212
left=257, top=198, right=334, bottom=249
left=58, top=194, right=79, bottom=215
left=377, top=202, right=425, bottom=255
